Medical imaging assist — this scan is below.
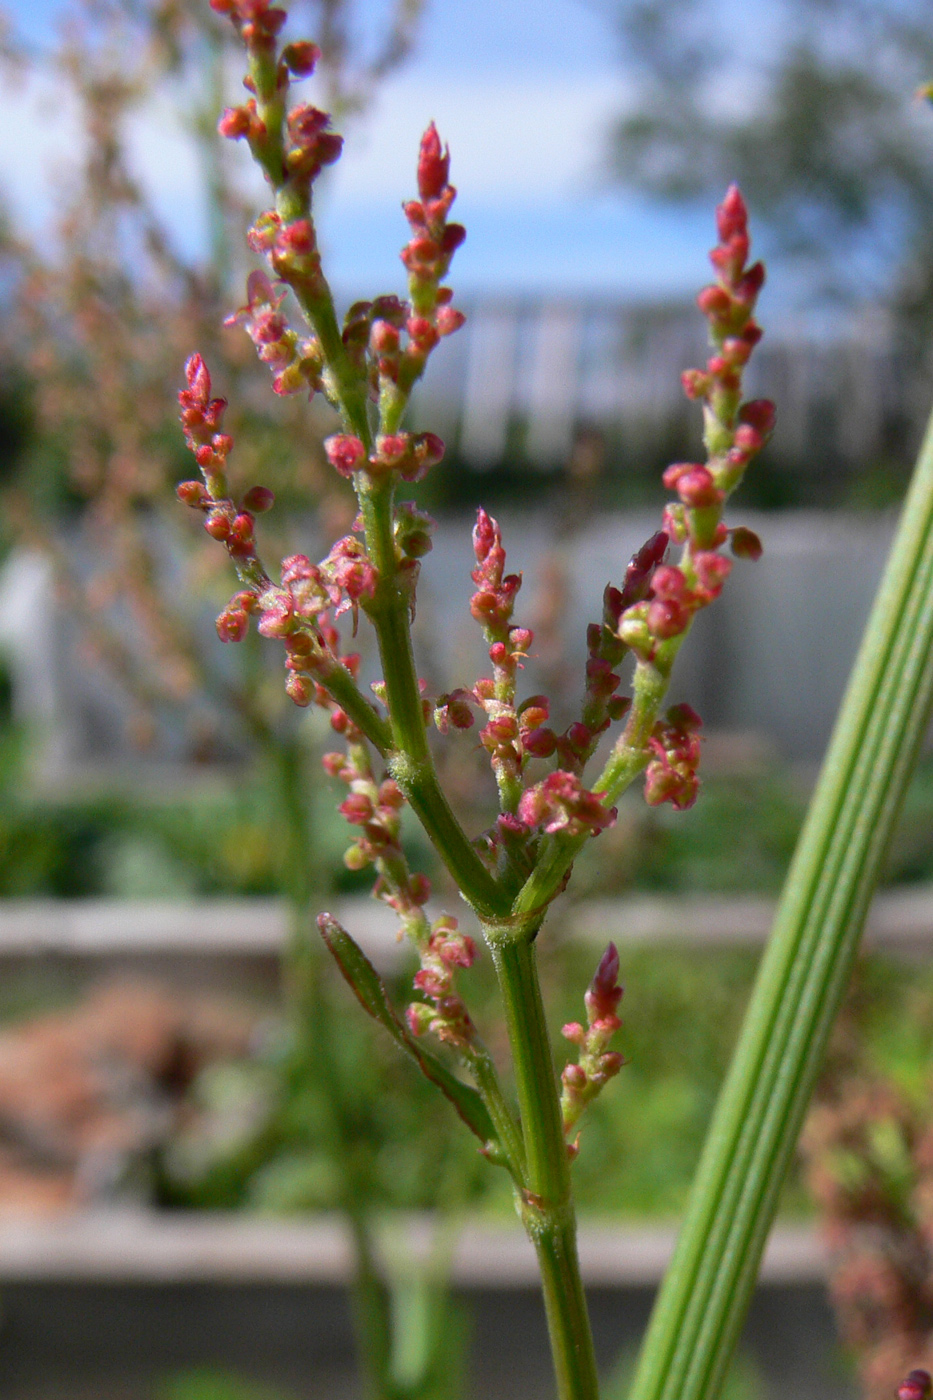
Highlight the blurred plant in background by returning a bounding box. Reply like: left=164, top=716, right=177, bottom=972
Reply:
left=0, top=1, right=496, bottom=1395
left=610, top=0, right=933, bottom=486
left=800, top=959, right=933, bottom=1400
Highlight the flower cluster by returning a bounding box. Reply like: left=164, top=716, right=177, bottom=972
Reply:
left=225, top=271, right=323, bottom=398
left=517, top=771, right=616, bottom=839
left=395, top=123, right=466, bottom=393
left=213, top=0, right=337, bottom=294
left=644, top=704, right=703, bottom=811
left=323, top=427, right=445, bottom=484
left=560, top=944, right=626, bottom=1154
left=325, top=732, right=477, bottom=1052
left=801, top=1075, right=933, bottom=1400
left=176, top=354, right=267, bottom=578
left=180, top=0, right=776, bottom=1243
left=614, top=188, right=770, bottom=679
left=177, top=355, right=374, bottom=708
left=468, top=508, right=533, bottom=809
left=406, top=916, right=478, bottom=1052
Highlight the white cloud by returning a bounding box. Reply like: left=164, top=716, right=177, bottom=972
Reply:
left=325, top=73, right=627, bottom=206
left=0, top=66, right=628, bottom=241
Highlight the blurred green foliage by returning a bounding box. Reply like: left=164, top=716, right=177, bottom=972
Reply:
left=158, top=1371, right=296, bottom=1400
left=8, top=749, right=933, bottom=900
left=2, top=709, right=933, bottom=1221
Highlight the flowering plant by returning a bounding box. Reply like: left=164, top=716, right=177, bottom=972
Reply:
left=175, top=3, right=933, bottom=1396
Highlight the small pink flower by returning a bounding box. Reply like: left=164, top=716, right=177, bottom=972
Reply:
left=324, top=434, right=366, bottom=478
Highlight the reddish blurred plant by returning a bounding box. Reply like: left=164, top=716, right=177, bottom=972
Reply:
left=5, top=0, right=426, bottom=769
left=178, top=3, right=774, bottom=1393
left=801, top=981, right=933, bottom=1400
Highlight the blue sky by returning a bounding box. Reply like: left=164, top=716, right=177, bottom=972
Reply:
left=0, top=0, right=720, bottom=298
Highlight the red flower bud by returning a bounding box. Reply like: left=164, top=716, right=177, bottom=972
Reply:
left=898, top=1372, right=932, bottom=1400
left=417, top=122, right=450, bottom=200
left=204, top=510, right=231, bottom=541
left=218, top=106, right=253, bottom=140
left=523, top=726, right=556, bottom=757
left=282, top=40, right=320, bottom=75
left=730, top=526, right=763, bottom=560
left=242, top=485, right=275, bottom=513
left=739, top=398, right=776, bottom=438
left=176, top=480, right=208, bottom=507
left=285, top=673, right=313, bottom=707
left=696, top=285, right=732, bottom=320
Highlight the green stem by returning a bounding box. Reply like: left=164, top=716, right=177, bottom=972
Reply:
left=628, top=402, right=933, bottom=1400
left=322, top=657, right=393, bottom=755
left=470, top=1046, right=528, bottom=1184
left=269, top=738, right=400, bottom=1400
left=489, top=933, right=599, bottom=1400
left=347, top=1211, right=398, bottom=1400
left=357, top=476, right=508, bottom=919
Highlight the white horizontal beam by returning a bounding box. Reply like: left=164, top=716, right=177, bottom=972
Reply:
left=0, top=1211, right=827, bottom=1287
left=0, top=886, right=930, bottom=956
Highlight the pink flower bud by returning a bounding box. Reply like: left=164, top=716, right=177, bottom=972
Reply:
left=417, top=122, right=450, bottom=200
left=316, top=132, right=343, bottom=166
left=565, top=722, right=592, bottom=755
left=436, top=305, right=466, bottom=336
left=696, top=285, right=732, bottom=320
left=587, top=943, right=622, bottom=1020
left=898, top=1373, right=932, bottom=1400
left=370, top=320, right=400, bottom=355
left=681, top=368, right=711, bottom=400
left=409, top=873, right=431, bottom=905
left=377, top=433, right=409, bottom=465
left=401, top=432, right=445, bottom=482
left=669, top=465, right=721, bottom=509
left=324, top=434, right=366, bottom=477
left=406, top=1003, right=435, bottom=1037
left=716, top=184, right=748, bottom=243
left=693, top=552, right=732, bottom=594
left=735, top=262, right=765, bottom=303
left=176, top=480, right=208, bottom=507
left=339, top=793, right=374, bottom=825
left=230, top=512, right=255, bottom=547
left=285, top=673, right=313, bottom=707
left=647, top=597, right=688, bottom=639
left=650, top=565, right=688, bottom=600
left=185, top=353, right=211, bottom=400
left=216, top=607, right=250, bottom=642
left=441, top=224, right=466, bottom=254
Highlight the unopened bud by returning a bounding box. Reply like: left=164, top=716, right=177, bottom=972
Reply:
left=282, top=40, right=320, bottom=75
left=243, top=485, right=275, bottom=512
left=417, top=122, right=450, bottom=200
left=898, top=1374, right=932, bottom=1400
left=730, top=526, right=763, bottom=560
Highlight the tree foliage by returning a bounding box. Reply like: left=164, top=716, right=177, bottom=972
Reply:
left=610, top=0, right=933, bottom=321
